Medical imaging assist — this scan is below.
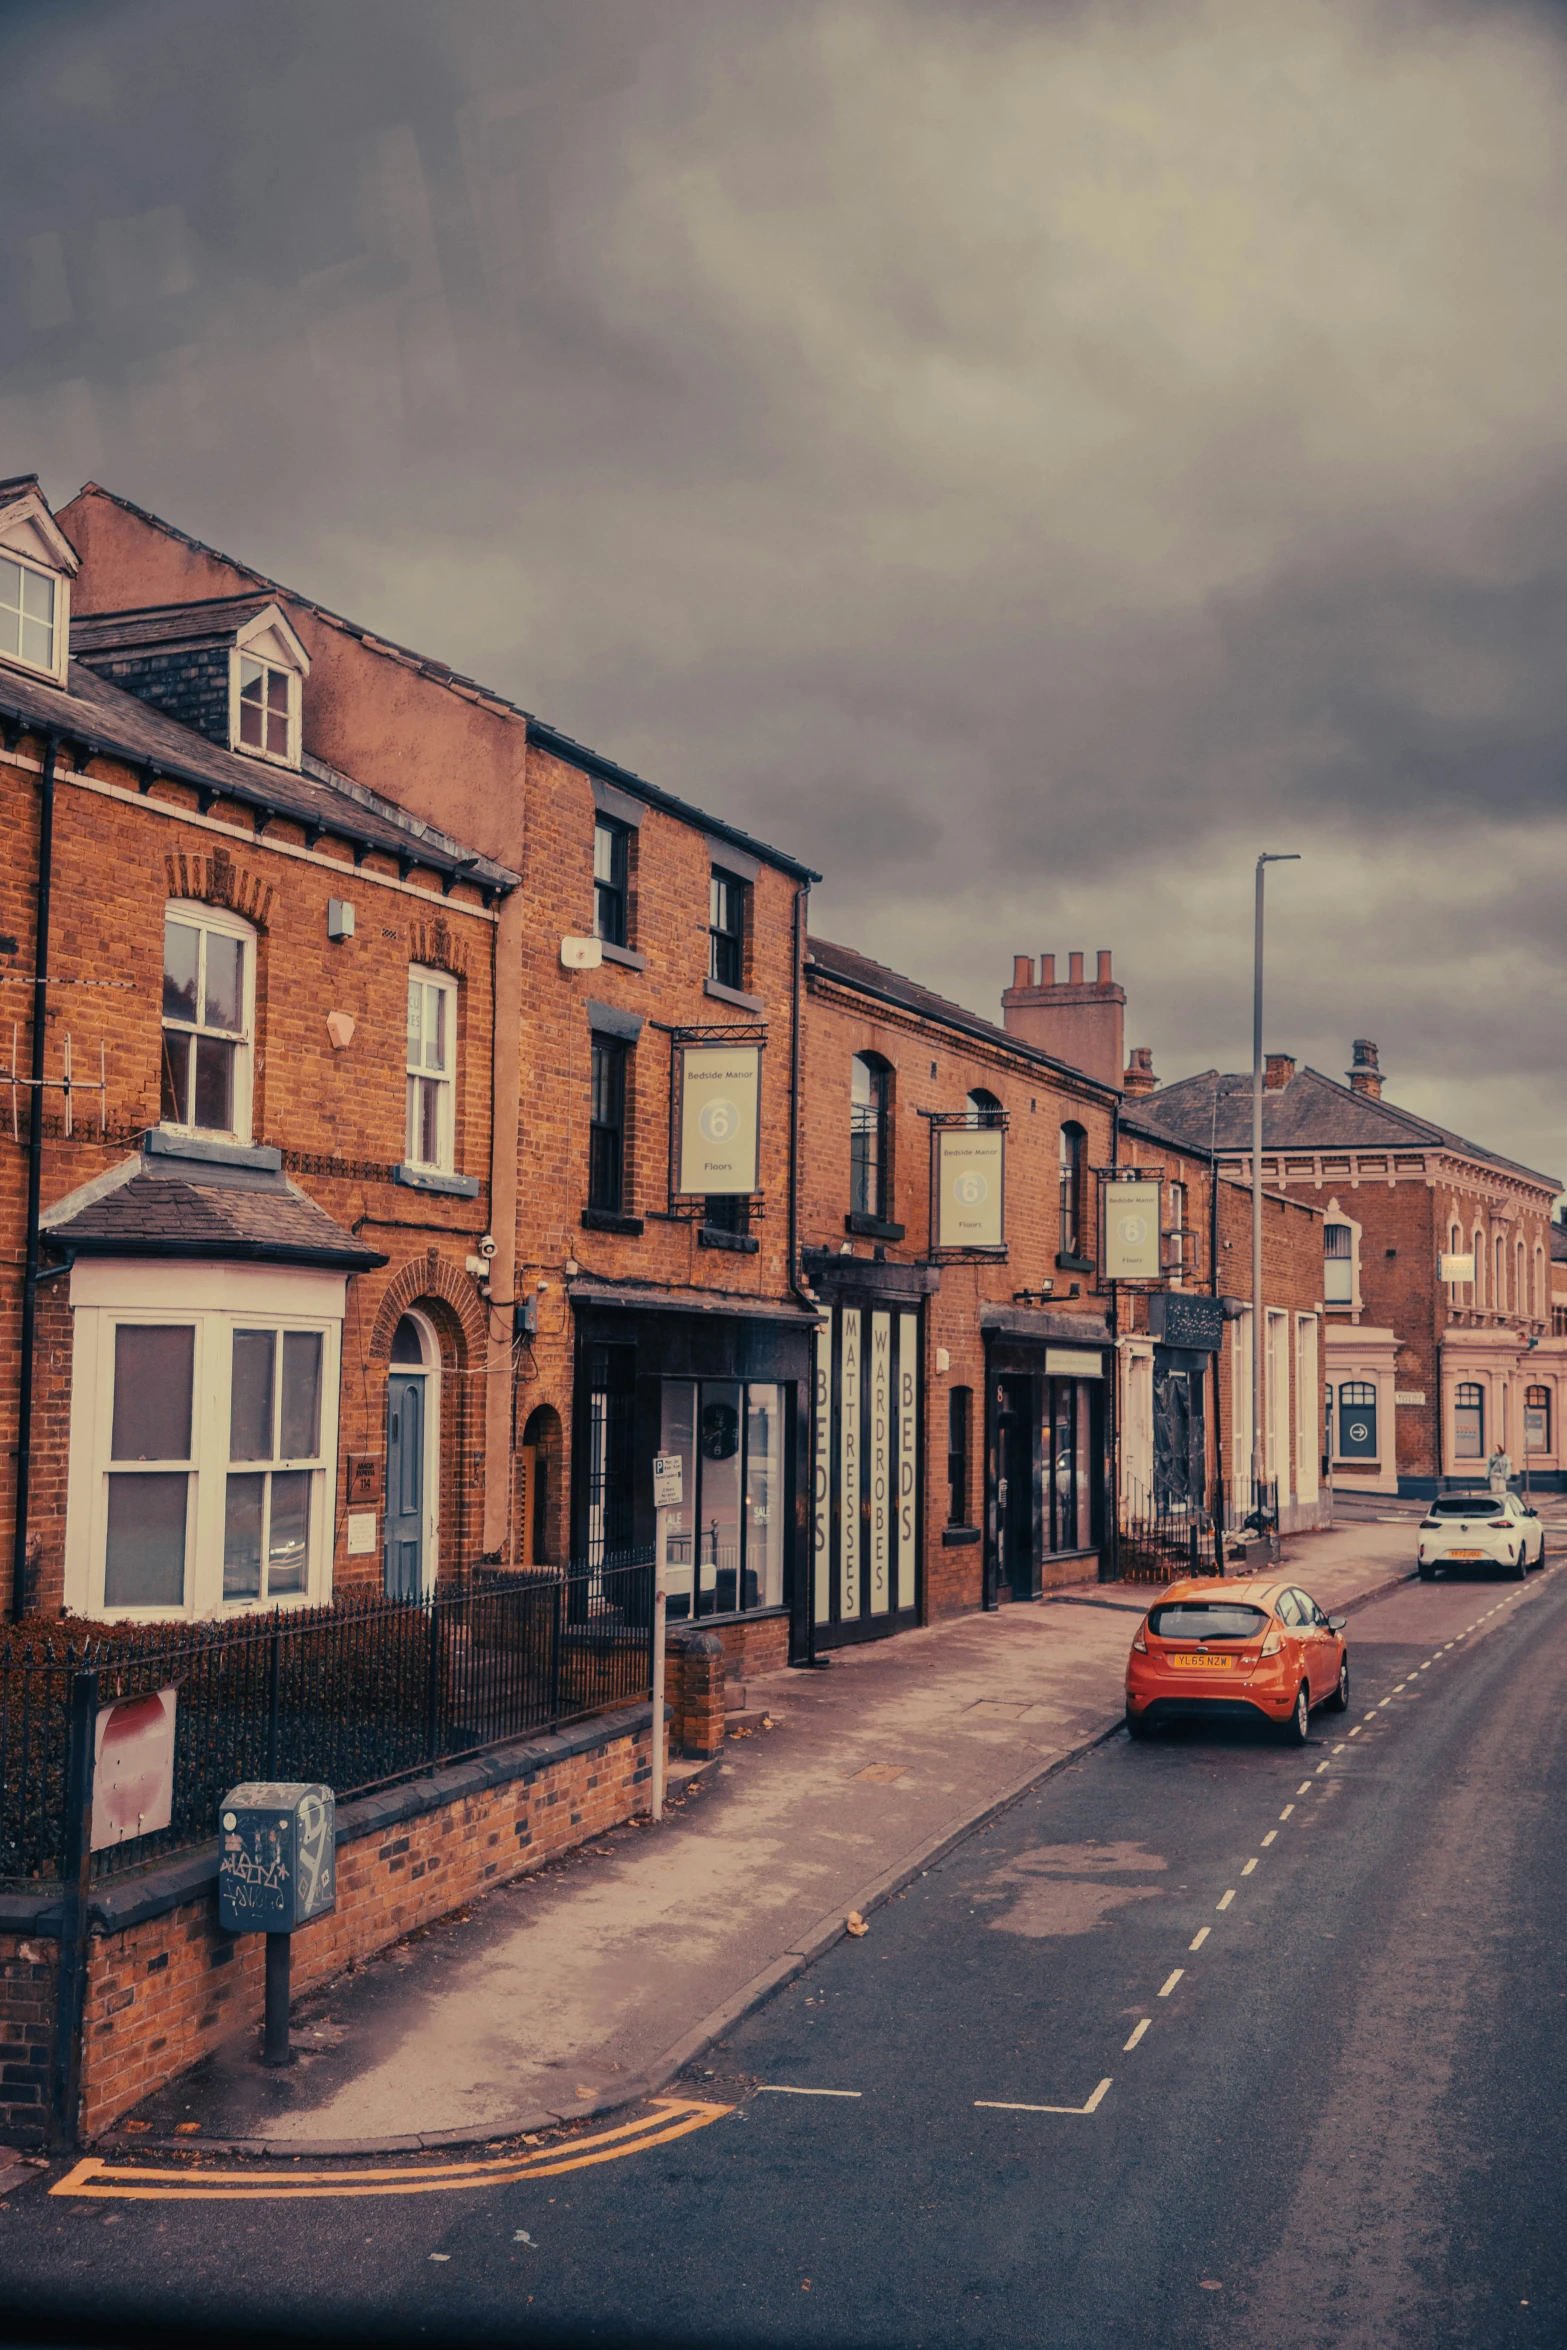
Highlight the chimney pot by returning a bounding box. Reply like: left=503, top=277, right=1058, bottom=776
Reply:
left=1068, top=951, right=1084, bottom=985
left=1096, top=950, right=1112, bottom=983
left=1039, top=954, right=1055, bottom=987
left=1264, top=1053, right=1296, bottom=1091
left=1123, top=1045, right=1157, bottom=1097
left=1012, top=955, right=1034, bottom=991
left=1347, top=1038, right=1383, bottom=1100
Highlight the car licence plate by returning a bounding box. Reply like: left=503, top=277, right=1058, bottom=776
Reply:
left=1446, top=1548, right=1484, bottom=1559
left=1170, top=1653, right=1234, bottom=1671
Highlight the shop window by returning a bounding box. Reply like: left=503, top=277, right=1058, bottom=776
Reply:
left=160, top=902, right=254, bottom=1140
left=585, top=1343, right=636, bottom=1564
left=1058, top=1123, right=1086, bottom=1259
left=947, top=1386, right=972, bottom=1525
left=1454, top=1381, right=1484, bottom=1459
left=850, top=1055, right=891, bottom=1221
left=78, top=1297, right=339, bottom=1619
left=593, top=819, right=629, bottom=947
left=589, top=1036, right=629, bottom=1213
left=1524, top=1385, right=1551, bottom=1457
left=659, top=1379, right=785, bottom=1617
left=405, top=966, right=456, bottom=1172
left=708, top=868, right=747, bottom=990
left=1324, top=1223, right=1354, bottom=1305
left=1337, top=1381, right=1377, bottom=1459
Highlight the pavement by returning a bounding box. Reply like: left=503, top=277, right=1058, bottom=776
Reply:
left=105, top=1512, right=1442, bottom=2155
left=11, top=1545, right=1567, bottom=2348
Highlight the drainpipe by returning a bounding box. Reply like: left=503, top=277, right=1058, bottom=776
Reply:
left=12, top=730, right=60, bottom=1622
left=788, top=878, right=812, bottom=1310
left=1105, top=1098, right=1120, bottom=1583
left=788, top=879, right=822, bottom=1667
left=481, top=883, right=524, bottom=1569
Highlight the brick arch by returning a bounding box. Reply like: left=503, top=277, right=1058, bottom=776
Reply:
left=369, top=1252, right=487, bottom=1367
left=165, top=844, right=274, bottom=930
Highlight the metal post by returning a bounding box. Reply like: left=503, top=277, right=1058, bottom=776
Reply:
left=261, top=1932, right=293, bottom=2067
left=266, top=1619, right=282, bottom=1780
left=650, top=1508, right=668, bottom=1822
left=50, top=1667, right=98, bottom=2148
left=1251, top=854, right=1299, bottom=1548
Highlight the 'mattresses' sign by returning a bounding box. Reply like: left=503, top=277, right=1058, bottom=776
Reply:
left=1102, top=1176, right=1163, bottom=1280
left=677, top=1044, right=761, bottom=1196
left=936, top=1127, right=1005, bottom=1251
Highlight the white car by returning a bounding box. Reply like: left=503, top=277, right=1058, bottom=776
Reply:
left=1416, top=1492, right=1546, bottom=1580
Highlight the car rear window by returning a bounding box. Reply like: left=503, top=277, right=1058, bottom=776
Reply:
left=1430, top=1496, right=1503, bottom=1517
left=1146, top=1602, right=1269, bottom=1642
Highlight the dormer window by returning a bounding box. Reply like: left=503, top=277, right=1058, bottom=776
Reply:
left=0, top=555, right=55, bottom=674
left=238, top=654, right=292, bottom=759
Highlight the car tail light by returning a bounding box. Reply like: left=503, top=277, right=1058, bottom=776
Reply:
left=1261, top=1627, right=1282, bottom=1656
left=1132, top=1623, right=1148, bottom=1654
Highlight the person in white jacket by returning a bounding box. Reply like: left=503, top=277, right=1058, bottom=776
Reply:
left=1487, top=1446, right=1513, bottom=1495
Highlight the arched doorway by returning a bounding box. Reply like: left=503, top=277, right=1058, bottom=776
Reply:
left=385, top=1311, right=440, bottom=1598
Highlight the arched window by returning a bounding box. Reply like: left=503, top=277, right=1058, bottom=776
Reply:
left=161, top=900, right=256, bottom=1141
left=850, top=1055, right=891, bottom=1221
left=1059, top=1123, right=1086, bottom=1257
left=1323, top=1222, right=1353, bottom=1306
left=1525, top=1385, right=1551, bottom=1457
left=1535, top=1244, right=1546, bottom=1321
left=1516, top=1240, right=1526, bottom=1319
left=1473, top=1228, right=1486, bottom=1308
left=1495, top=1234, right=1507, bottom=1313
left=966, top=1088, right=1003, bottom=1127
left=1454, top=1381, right=1485, bottom=1459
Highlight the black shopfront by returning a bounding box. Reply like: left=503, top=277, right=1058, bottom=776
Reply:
left=1146, top=1289, right=1223, bottom=1512
left=570, top=1281, right=814, bottom=1648
left=980, top=1308, right=1114, bottom=1600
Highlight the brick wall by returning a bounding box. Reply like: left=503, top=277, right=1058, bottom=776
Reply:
left=0, top=1934, right=57, bottom=2147
left=79, top=646, right=231, bottom=749
left=58, top=1708, right=658, bottom=2141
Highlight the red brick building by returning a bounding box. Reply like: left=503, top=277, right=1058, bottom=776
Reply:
left=1139, top=1043, right=1562, bottom=1497
left=0, top=475, right=517, bottom=1624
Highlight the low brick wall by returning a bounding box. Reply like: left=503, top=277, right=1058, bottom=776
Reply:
left=2, top=1703, right=660, bottom=2146
left=0, top=1934, right=58, bottom=2147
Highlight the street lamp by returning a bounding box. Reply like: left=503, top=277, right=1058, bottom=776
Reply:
left=1252, top=853, right=1301, bottom=1535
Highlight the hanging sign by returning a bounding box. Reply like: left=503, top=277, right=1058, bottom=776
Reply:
left=936, top=1127, right=1005, bottom=1250
left=678, top=1044, right=760, bottom=1195
left=1102, top=1177, right=1163, bottom=1280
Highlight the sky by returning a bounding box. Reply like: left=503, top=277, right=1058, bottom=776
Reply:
left=3, top=0, right=1565, bottom=1183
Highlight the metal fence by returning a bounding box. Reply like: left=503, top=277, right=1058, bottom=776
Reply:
left=1116, top=1477, right=1282, bottom=1583
left=0, top=1552, right=655, bottom=1890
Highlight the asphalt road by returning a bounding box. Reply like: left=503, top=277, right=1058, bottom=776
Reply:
left=5, top=1557, right=1567, bottom=2350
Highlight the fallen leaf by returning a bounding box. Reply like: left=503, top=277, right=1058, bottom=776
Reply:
left=121, top=2120, right=150, bottom=2134
left=762, top=1716, right=776, bottom=1729
left=173, top=2122, right=201, bottom=2135
left=1199, top=2280, right=1223, bottom=2291
left=845, top=1911, right=868, bottom=1938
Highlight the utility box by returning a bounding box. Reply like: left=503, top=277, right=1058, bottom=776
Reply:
left=218, top=1782, right=336, bottom=1935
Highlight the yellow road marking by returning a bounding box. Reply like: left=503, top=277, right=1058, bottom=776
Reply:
left=51, top=2097, right=731, bottom=2202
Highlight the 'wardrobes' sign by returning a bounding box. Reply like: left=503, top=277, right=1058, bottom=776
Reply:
left=935, top=1128, right=1005, bottom=1250
left=677, top=1044, right=761, bottom=1195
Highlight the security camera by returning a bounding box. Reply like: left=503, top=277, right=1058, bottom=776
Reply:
left=477, top=1234, right=498, bottom=1260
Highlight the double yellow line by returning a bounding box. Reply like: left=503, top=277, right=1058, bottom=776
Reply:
left=51, top=2096, right=732, bottom=2202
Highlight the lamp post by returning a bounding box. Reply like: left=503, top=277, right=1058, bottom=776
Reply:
left=1252, top=853, right=1300, bottom=1539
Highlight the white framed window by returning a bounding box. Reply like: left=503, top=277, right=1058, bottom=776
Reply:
left=161, top=901, right=255, bottom=1141
left=63, top=1263, right=345, bottom=1621
left=0, top=552, right=57, bottom=677
left=229, top=650, right=300, bottom=768
left=1321, top=1198, right=1361, bottom=1313
left=406, top=965, right=457, bottom=1172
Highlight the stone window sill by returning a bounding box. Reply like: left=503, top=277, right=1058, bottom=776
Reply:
left=704, top=976, right=764, bottom=1014
left=941, top=1526, right=981, bottom=1547
left=699, top=1227, right=759, bottom=1254
left=1055, top=1251, right=1095, bottom=1274
left=394, top=1164, right=482, bottom=1198
left=581, top=1207, right=644, bottom=1237
left=847, top=1212, right=906, bottom=1243
left=598, top=940, right=649, bottom=972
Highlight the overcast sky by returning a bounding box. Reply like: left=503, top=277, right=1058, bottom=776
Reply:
left=4, top=0, right=1565, bottom=1183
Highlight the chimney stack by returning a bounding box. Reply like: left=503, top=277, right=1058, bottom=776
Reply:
left=1264, top=1053, right=1296, bottom=1091
left=1123, top=1045, right=1158, bottom=1097
left=1001, top=949, right=1125, bottom=1090
left=1347, top=1039, right=1382, bottom=1100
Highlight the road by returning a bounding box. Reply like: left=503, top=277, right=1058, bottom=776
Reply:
left=5, top=1559, right=1566, bottom=2349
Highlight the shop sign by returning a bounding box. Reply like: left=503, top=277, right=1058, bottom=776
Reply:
left=1102, top=1177, right=1162, bottom=1280
left=678, top=1044, right=760, bottom=1195
left=936, top=1127, right=1005, bottom=1250
left=1147, top=1290, right=1224, bottom=1352
left=1395, top=1390, right=1427, bottom=1406
left=1045, top=1346, right=1105, bottom=1378
left=1439, top=1253, right=1474, bottom=1282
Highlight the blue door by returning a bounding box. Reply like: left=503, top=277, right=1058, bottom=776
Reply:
left=385, top=1374, right=425, bottom=1598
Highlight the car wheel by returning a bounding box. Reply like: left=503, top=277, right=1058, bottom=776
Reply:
left=1538, top=1537, right=1548, bottom=1570
left=1324, top=1656, right=1350, bottom=1713
left=1514, top=1548, right=1528, bottom=1580
left=1418, top=1563, right=1435, bottom=1581
left=1125, top=1705, right=1156, bottom=1742
left=1281, top=1682, right=1310, bottom=1745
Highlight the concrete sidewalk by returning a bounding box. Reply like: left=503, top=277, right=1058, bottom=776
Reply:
left=117, top=1518, right=1422, bottom=2153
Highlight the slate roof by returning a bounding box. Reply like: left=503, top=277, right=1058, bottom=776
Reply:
left=42, top=1149, right=387, bottom=1270
left=63, top=483, right=822, bottom=884
left=805, top=935, right=1116, bottom=1095
left=0, top=655, right=518, bottom=897
left=71, top=596, right=285, bottom=655
left=1551, top=1223, right=1567, bottom=1263
left=1134, top=1066, right=1560, bottom=1192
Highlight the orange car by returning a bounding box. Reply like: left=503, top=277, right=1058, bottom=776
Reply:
left=1124, top=1577, right=1349, bottom=1744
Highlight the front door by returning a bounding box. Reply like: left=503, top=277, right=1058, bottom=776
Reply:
left=997, top=1376, right=1035, bottom=1598
left=385, top=1372, right=425, bottom=1599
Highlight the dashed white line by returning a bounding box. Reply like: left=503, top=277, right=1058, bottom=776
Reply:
left=1279, top=1804, right=1295, bottom=1820
left=1189, top=1927, right=1211, bottom=1951
left=1158, top=1971, right=1184, bottom=1997
left=1216, top=1891, right=1235, bottom=1911
left=1296, top=1781, right=1313, bottom=1796
left=1333, top=1742, right=1347, bottom=1753
left=1242, top=1859, right=1259, bottom=1875
left=1260, top=1831, right=1277, bottom=1847
left=1348, top=1727, right=1361, bottom=1737
left=1123, top=2019, right=1151, bottom=2052
left=1315, top=1761, right=1332, bottom=1774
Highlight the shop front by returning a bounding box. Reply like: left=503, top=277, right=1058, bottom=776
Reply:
left=569, top=1280, right=814, bottom=1663
left=806, top=1258, right=933, bottom=1650
left=979, top=1307, right=1113, bottom=1598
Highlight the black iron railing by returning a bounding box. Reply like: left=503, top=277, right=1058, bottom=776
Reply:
left=1, top=1551, right=655, bottom=1890
left=1116, top=1477, right=1283, bottom=1584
